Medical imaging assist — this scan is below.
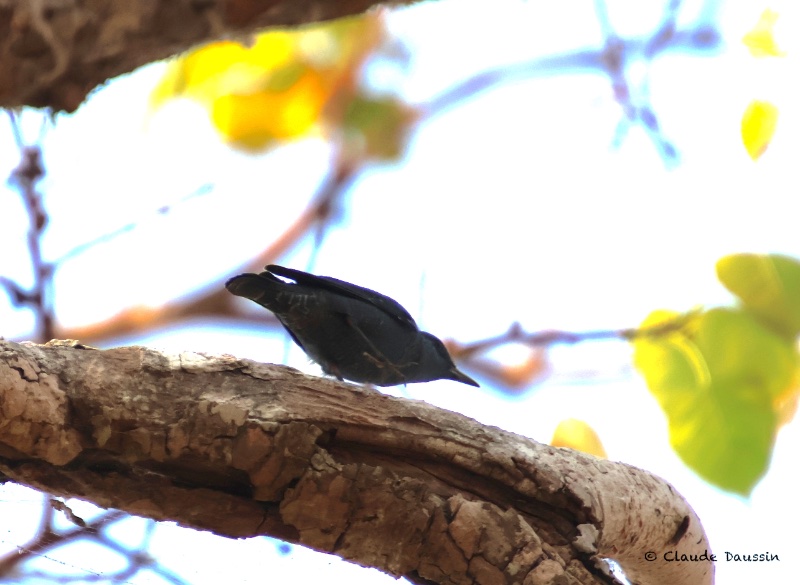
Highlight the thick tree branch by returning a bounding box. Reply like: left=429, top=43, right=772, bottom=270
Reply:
left=0, top=339, right=712, bottom=584
left=0, top=0, right=402, bottom=112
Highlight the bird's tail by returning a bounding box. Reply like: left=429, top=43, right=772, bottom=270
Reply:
left=225, top=272, right=286, bottom=311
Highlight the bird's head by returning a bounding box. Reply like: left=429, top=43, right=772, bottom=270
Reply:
left=418, top=332, right=479, bottom=387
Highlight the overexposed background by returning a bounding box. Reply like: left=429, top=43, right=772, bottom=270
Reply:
left=2, top=0, right=798, bottom=583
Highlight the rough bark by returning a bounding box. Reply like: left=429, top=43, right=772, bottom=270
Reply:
left=0, top=0, right=401, bottom=112
left=0, top=339, right=713, bottom=585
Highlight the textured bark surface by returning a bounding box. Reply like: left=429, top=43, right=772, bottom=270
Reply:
left=0, top=339, right=713, bottom=585
left=0, top=0, right=400, bottom=112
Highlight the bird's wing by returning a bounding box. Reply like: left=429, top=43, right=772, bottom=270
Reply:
left=266, top=265, right=417, bottom=329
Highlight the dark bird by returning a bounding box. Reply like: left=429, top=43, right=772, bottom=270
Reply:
left=225, top=265, right=479, bottom=387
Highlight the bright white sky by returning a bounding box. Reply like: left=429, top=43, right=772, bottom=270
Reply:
left=1, top=0, right=799, bottom=583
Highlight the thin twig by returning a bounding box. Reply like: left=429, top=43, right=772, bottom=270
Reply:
left=54, top=156, right=362, bottom=344
left=0, top=508, right=127, bottom=575
left=5, top=112, right=54, bottom=341
left=454, top=313, right=694, bottom=359
left=421, top=1, right=720, bottom=166
left=55, top=183, right=214, bottom=266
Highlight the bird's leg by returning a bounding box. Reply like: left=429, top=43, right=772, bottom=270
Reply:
left=322, top=362, right=345, bottom=381
left=361, top=351, right=407, bottom=380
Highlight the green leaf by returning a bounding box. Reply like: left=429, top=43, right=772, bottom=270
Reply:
left=717, top=253, right=800, bottom=338
left=633, top=308, right=795, bottom=494
left=342, top=96, right=415, bottom=160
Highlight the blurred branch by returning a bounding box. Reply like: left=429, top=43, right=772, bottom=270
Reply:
left=54, top=183, right=215, bottom=265
left=446, top=314, right=693, bottom=389
left=0, top=503, right=127, bottom=576
left=422, top=0, right=721, bottom=166
left=1, top=468, right=183, bottom=583
left=54, top=155, right=360, bottom=344
left=455, top=314, right=692, bottom=359
left=2, top=111, right=54, bottom=342
left=5, top=502, right=187, bottom=584
left=0, top=275, right=30, bottom=306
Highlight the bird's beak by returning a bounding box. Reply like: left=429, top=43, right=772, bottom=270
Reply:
left=449, top=367, right=479, bottom=387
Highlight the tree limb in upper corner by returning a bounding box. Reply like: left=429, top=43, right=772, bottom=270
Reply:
left=0, top=339, right=713, bottom=585
left=0, top=0, right=397, bottom=112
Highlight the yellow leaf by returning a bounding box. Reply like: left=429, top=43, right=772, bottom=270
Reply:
left=717, top=253, right=800, bottom=338
left=551, top=419, right=607, bottom=458
left=150, top=42, right=258, bottom=110
left=211, top=69, right=327, bottom=150
left=743, top=9, right=786, bottom=57
left=149, top=14, right=389, bottom=150
left=741, top=100, right=778, bottom=160
left=775, top=380, right=800, bottom=427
